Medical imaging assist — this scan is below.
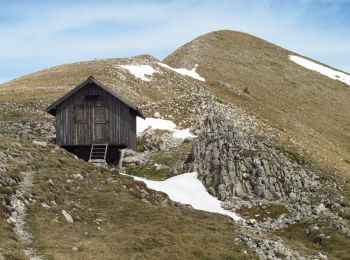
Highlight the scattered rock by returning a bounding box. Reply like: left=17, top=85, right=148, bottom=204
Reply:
left=187, top=112, right=320, bottom=203
left=33, top=140, right=48, bottom=147
left=72, top=174, right=84, bottom=180
left=185, top=108, right=349, bottom=248
left=153, top=112, right=160, bottom=118
left=41, top=203, right=50, bottom=209
left=239, top=234, right=301, bottom=259
left=316, top=203, right=326, bottom=214
left=62, top=210, right=74, bottom=223
left=122, top=149, right=149, bottom=166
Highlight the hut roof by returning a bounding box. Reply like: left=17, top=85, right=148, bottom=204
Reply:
left=46, top=76, right=145, bottom=119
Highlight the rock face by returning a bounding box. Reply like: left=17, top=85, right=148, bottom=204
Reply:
left=239, top=234, right=301, bottom=260
left=186, top=107, right=350, bottom=239
left=122, top=149, right=149, bottom=166
left=188, top=112, right=320, bottom=203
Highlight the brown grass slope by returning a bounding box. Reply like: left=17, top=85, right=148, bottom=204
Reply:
left=0, top=135, right=252, bottom=259
left=1, top=30, right=350, bottom=258
left=0, top=54, right=254, bottom=259
left=164, top=30, right=350, bottom=176
left=0, top=55, right=210, bottom=124
left=0, top=55, right=217, bottom=139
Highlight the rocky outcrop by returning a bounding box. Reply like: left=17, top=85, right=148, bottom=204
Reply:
left=0, top=102, right=55, bottom=141
left=239, top=234, right=301, bottom=260
left=122, top=149, right=150, bottom=166
left=188, top=112, right=321, bottom=203
left=186, top=108, right=350, bottom=238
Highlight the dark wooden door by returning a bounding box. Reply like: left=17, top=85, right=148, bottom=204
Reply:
left=93, top=104, right=108, bottom=142
left=73, top=105, right=88, bottom=145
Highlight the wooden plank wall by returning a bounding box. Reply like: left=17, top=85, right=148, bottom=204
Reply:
left=55, top=82, right=137, bottom=149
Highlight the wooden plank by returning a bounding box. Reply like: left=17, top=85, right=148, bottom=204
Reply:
left=54, top=81, right=138, bottom=149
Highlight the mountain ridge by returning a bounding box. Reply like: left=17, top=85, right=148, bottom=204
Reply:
left=2, top=30, right=349, bottom=175
left=164, top=29, right=350, bottom=176
left=1, top=29, right=349, bottom=259
left=164, top=29, right=350, bottom=75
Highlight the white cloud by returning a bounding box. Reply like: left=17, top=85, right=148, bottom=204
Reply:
left=0, top=0, right=349, bottom=81
left=0, top=78, right=9, bottom=84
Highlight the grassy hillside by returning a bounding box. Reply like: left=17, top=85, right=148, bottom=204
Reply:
left=1, top=30, right=349, bottom=259
left=0, top=135, right=252, bottom=259
left=0, top=55, right=255, bottom=259
left=164, top=30, right=350, bottom=176
left=0, top=55, right=211, bottom=128
left=28, top=143, right=251, bottom=259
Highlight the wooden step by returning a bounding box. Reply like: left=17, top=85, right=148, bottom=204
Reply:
left=89, top=143, right=108, bottom=163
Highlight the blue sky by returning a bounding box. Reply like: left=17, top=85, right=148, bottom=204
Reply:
left=0, top=0, right=350, bottom=83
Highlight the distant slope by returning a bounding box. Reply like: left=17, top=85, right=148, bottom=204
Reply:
left=1, top=30, right=349, bottom=258
left=164, top=30, right=350, bottom=175
left=0, top=55, right=201, bottom=103
left=0, top=55, right=210, bottom=127
left=0, top=54, right=255, bottom=258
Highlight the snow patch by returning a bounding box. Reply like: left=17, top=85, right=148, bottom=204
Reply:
left=129, top=172, right=241, bottom=221
left=137, top=117, right=176, bottom=133
left=172, top=129, right=194, bottom=139
left=119, top=63, right=205, bottom=82
left=119, top=65, right=157, bottom=81
left=289, top=55, right=350, bottom=86
left=158, top=63, right=206, bottom=81
left=137, top=117, right=196, bottom=140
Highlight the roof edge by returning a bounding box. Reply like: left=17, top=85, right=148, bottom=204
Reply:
left=45, top=76, right=145, bottom=119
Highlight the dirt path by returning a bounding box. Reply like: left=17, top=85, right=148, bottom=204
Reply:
left=8, top=171, right=43, bottom=260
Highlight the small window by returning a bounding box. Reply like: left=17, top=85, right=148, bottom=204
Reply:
left=74, top=106, right=85, bottom=122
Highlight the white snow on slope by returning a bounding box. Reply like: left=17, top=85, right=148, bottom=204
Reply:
left=119, top=65, right=157, bottom=81
left=289, top=55, right=350, bottom=87
left=129, top=172, right=241, bottom=221
left=158, top=63, right=206, bottom=81
left=137, top=117, right=196, bottom=140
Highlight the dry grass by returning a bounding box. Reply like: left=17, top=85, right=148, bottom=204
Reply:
left=0, top=218, right=27, bottom=260
left=0, top=137, right=253, bottom=258
left=276, top=220, right=350, bottom=259
left=164, top=30, right=350, bottom=177
left=0, top=52, right=252, bottom=258
left=0, top=55, right=210, bottom=125
left=1, top=30, right=350, bottom=258
left=237, top=205, right=289, bottom=222
left=25, top=148, right=252, bottom=259
left=0, top=136, right=45, bottom=260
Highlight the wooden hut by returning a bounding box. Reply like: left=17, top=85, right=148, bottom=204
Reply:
left=46, top=76, right=145, bottom=163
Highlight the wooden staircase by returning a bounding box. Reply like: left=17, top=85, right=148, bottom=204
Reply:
left=89, top=143, right=108, bottom=163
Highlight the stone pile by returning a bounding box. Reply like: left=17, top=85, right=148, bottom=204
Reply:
left=188, top=112, right=320, bottom=203
left=0, top=121, right=55, bottom=140
left=185, top=108, right=350, bottom=241
left=239, top=234, right=302, bottom=260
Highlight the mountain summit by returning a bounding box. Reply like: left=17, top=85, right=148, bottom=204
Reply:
left=1, top=30, right=349, bottom=259
left=165, top=30, right=350, bottom=175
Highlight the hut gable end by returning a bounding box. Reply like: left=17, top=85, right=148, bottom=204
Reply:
left=46, top=76, right=142, bottom=153
left=46, top=76, right=144, bottom=118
